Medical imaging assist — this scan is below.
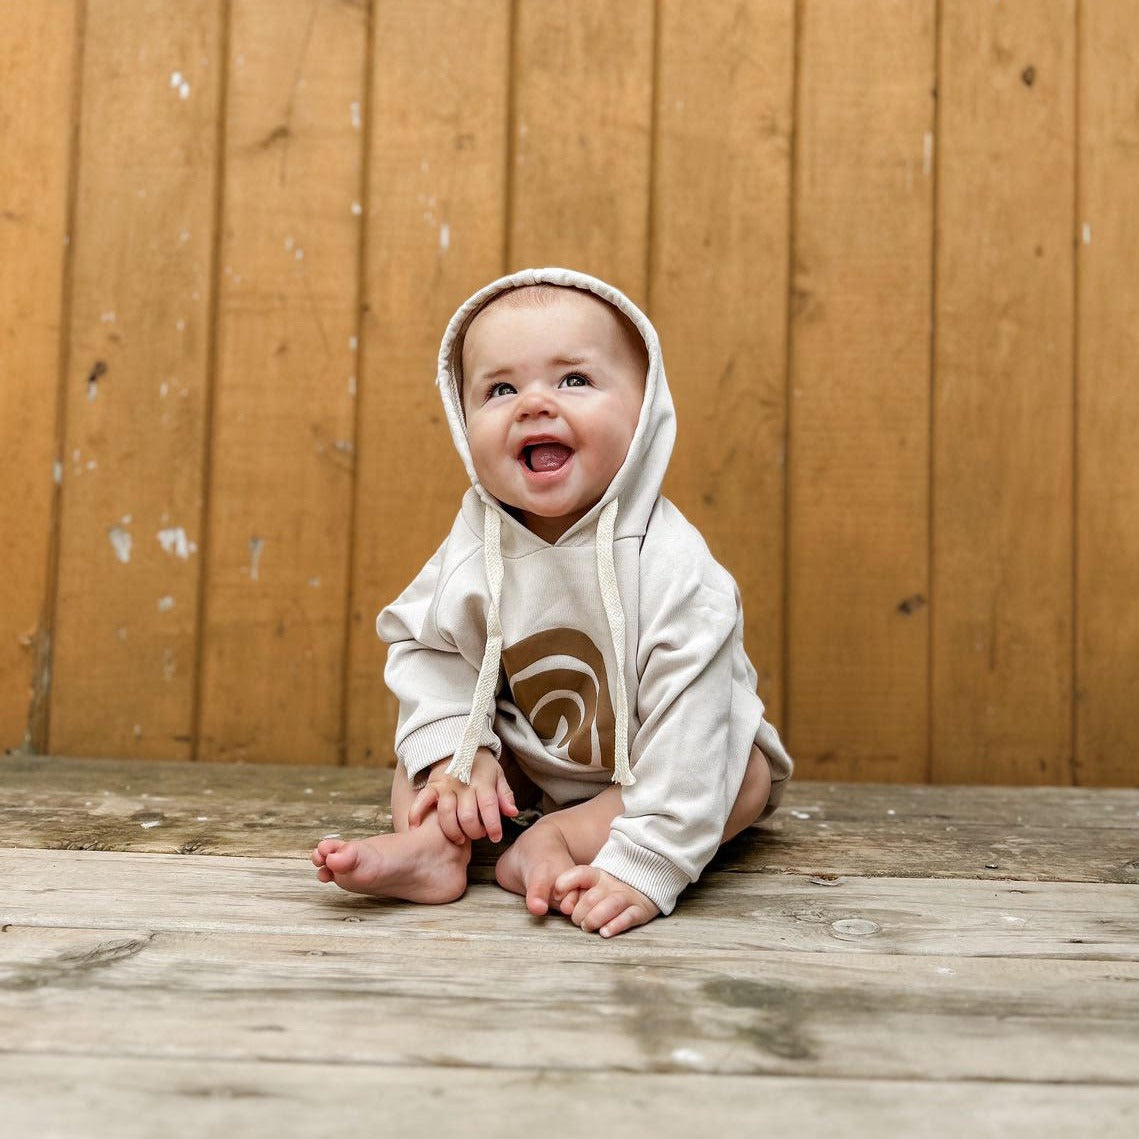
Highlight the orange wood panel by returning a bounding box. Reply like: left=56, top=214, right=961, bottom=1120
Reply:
left=1076, top=0, right=1139, bottom=787
left=650, top=0, right=795, bottom=722
left=49, top=0, right=222, bottom=759
left=510, top=0, right=655, bottom=303
left=0, top=1, right=78, bottom=750
left=198, top=0, right=367, bottom=764
left=933, top=0, right=1076, bottom=785
left=787, top=0, right=935, bottom=781
left=347, top=0, right=510, bottom=766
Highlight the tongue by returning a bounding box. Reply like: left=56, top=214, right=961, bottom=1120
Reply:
left=528, top=443, right=572, bottom=472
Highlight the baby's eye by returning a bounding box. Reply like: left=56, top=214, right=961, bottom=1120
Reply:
left=560, top=372, right=591, bottom=388
left=487, top=381, right=516, bottom=399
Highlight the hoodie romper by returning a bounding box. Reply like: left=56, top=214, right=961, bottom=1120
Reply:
left=378, top=268, right=793, bottom=916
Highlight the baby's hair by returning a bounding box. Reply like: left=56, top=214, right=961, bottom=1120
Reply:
left=458, top=283, right=648, bottom=395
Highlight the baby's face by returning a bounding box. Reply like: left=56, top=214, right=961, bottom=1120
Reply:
left=461, top=289, right=646, bottom=543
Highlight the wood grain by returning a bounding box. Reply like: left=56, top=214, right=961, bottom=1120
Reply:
left=197, top=0, right=367, bottom=764
left=2, top=925, right=1137, bottom=1083
left=3, top=1056, right=1134, bottom=1139
left=650, top=0, right=795, bottom=721
left=510, top=0, right=655, bottom=301
left=4, top=849, right=1136, bottom=961
left=347, top=0, right=510, bottom=766
left=1076, top=0, right=1139, bottom=787
left=0, top=1, right=78, bottom=752
left=933, top=0, right=1077, bottom=784
left=49, top=0, right=222, bottom=761
left=787, top=0, right=935, bottom=782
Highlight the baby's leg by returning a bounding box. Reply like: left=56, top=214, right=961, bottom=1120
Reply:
left=311, top=764, right=470, bottom=904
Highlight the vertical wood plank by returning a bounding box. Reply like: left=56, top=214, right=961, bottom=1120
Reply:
left=788, top=0, right=935, bottom=781
left=0, top=1, right=78, bottom=750
left=933, top=0, right=1076, bottom=785
left=511, top=0, right=655, bottom=303
left=1076, top=0, right=1139, bottom=787
left=650, top=0, right=795, bottom=719
left=49, top=0, right=222, bottom=759
left=347, top=0, right=510, bottom=766
left=198, top=0, right=367, bottom=764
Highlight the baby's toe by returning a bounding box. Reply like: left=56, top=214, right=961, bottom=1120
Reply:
left=323, top=842, right=361, bottom=875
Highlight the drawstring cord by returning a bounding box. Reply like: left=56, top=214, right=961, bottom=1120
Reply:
left=448, top=500, right=634, bottom=787
left=596, top=499, right=634, bottom=786
left=445, top=508, right=504, bottom=784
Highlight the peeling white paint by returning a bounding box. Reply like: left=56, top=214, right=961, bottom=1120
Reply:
left=157, top=596, right=175, bottom=612
left=351, top=201, right=362, bottom=216
left=176, top=318, right=186, bottom=332
left=109, top=526, right=132, bottom=564
left=249, top=536, right=264, bottom=581
left=157, top=527, right=197, bottom=559
left=308, top=577, right=321, bottom=588
left=350, top=101, right=362, bottom=130
left=348, top=375, right=357, bottom=396
left=348, top=336, right=358, bottom=352
left=439, top=222, right=451, bottom=252
left=101, top=311, right=117, bottom=324
left=160, top=382, right=169, bottom=399
left=170, top=71, right=191, bottom=99
left=923, top=131, right=934, bottom=176
left=53, top=460, right=63, bottom=485
left=295, top=248, right=304, bottom=261
left=1082, top=222, right=1092, bottom=245
left=284, top=236, right=295, bottom=252
left=333, top=439, right=353, bottom=454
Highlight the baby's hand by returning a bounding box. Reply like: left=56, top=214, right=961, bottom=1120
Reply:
left=553, top=866, right=660, bottom=938
left=408, top=747, right=518, bottom=845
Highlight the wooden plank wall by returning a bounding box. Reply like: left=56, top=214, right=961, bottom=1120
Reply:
left=1, top=0, right=1135, bottom=787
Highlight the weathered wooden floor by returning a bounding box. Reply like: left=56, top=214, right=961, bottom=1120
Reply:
left=1, top=754, right=1137, bottom=1137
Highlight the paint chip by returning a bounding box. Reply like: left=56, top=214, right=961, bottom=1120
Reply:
left=108, top=526, right=132, bottom=564
left=157, top=527, right=197, bottom=559
left=157, top=596, right=175, bottom=612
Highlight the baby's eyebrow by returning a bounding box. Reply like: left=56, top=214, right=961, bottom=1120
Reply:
left=477, top=355, right=589, bottom=383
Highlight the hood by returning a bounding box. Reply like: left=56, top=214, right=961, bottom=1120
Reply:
left=436, top=267, right=677, bottom=548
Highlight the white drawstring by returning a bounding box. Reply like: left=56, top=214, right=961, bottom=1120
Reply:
left=446, top=508, right=504, bottom=784
left=597, top=499, right=634, bottom=786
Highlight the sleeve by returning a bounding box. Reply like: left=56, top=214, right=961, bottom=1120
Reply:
left=377, top=545, right=501, bottom=785
left=590, top=543, right=748, bottom=915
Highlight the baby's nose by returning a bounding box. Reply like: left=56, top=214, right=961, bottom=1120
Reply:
left=516, top=387, right=556, bottom=417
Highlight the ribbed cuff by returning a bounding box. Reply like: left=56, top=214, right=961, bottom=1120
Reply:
left=397, top=716, right=500, bottom=784
left=592, top=831, right=690, bottom=916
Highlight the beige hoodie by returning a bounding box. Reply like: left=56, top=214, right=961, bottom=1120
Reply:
left=378, top=268, right=792, bottom=914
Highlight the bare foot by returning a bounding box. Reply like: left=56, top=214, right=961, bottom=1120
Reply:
left=311, top=830, right=469, bottom=904
left=495, top=821, right=577, bottom=916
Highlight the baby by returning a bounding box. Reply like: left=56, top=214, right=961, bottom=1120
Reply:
left=313, top=268, right=792, bottom=937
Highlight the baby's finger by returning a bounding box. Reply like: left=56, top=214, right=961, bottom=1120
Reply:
left=435, top=791, right=466, bottom=845
left=407, top=785, right=438, bottom=829
left=456, top=789, right=487, bottom=842
left=580, top=893, right=627, bottom=935
left=495, top=769, right=519, bottom=818
left=600, top=905, right=646, bottom=939
left=557, top=889, right=581, bottom=916
left=554, top=864, right=599, bottom=897
left=476, top=788, right=503, bottom=842
left=570, top=885, right=609, bottom=930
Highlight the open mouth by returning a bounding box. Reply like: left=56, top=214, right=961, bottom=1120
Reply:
left=521, top=442, right=574, bottom=473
